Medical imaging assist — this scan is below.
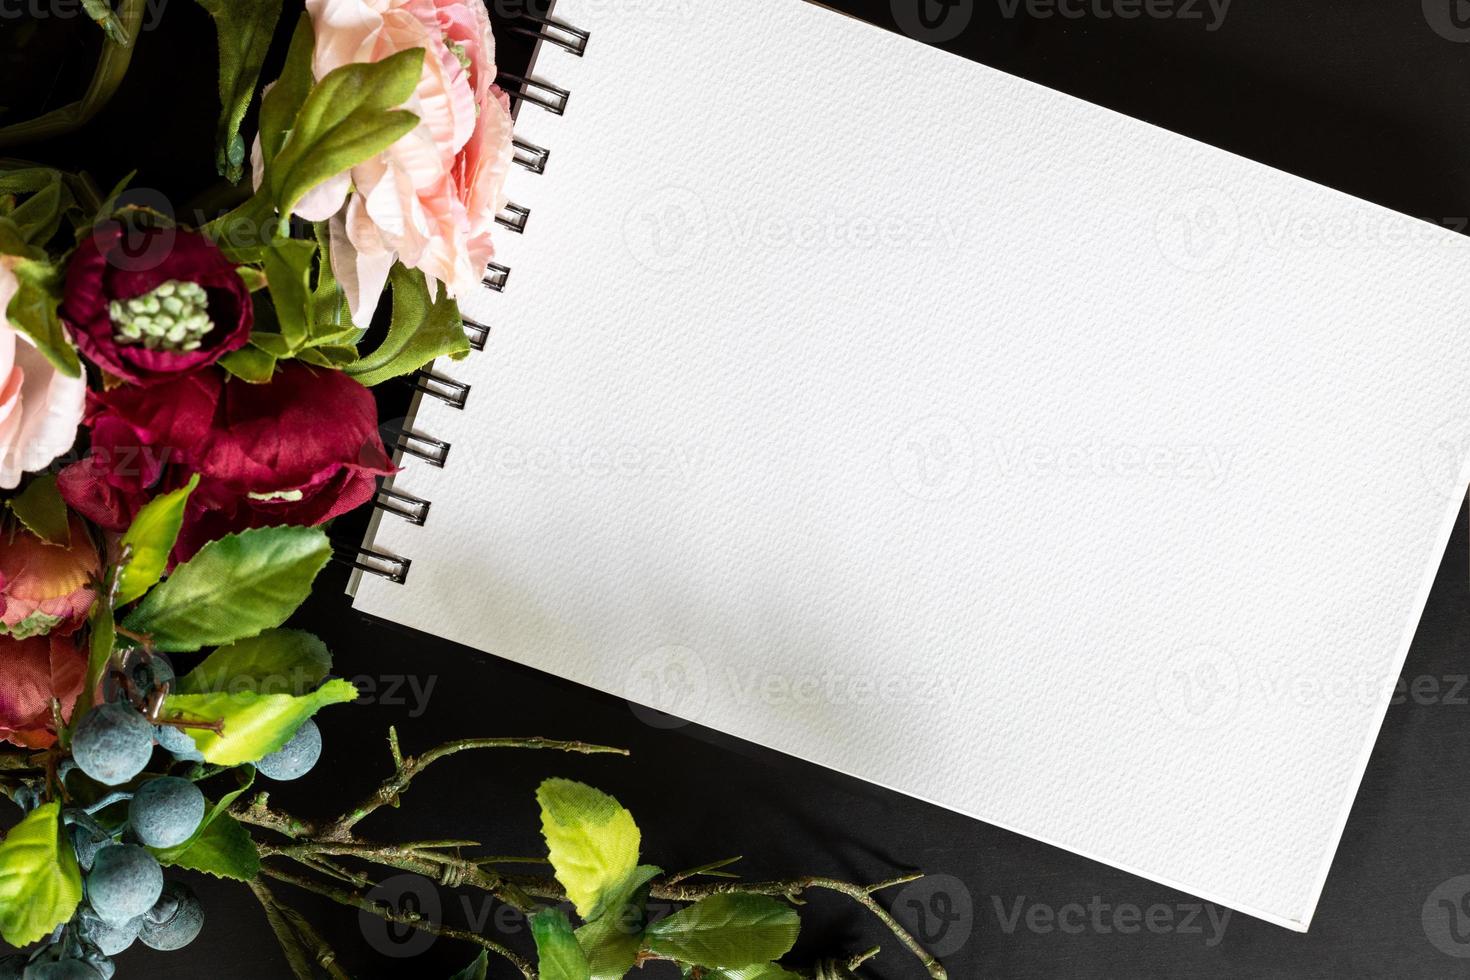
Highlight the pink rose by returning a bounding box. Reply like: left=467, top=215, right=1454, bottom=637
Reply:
left=0, top=517, right=100, bottom=639
left=0, top=257, right=87, bottom=489
left=283, top=0, right=515, bottom=322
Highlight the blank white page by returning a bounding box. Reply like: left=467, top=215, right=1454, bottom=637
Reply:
left=354, top=0, right=1470, bottom=930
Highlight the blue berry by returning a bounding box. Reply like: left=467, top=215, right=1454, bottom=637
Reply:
left=152, top=724, right=203, bottom=763
left=71, top=704, right=153, bottom=786
left=85, top=844, right=162, bottom=925
left=138, top=881, right=203, bottom=951
left=128, top=777, right=204, bottom=848
left=21, top=961, right=101, bottom=980
left=76, top=905, right=140, bottom=956
left=256, top=719, right=321, bottom=781
left=103, top=653, right=174, bottom=703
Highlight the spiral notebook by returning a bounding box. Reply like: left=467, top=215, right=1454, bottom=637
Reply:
left=349, top=0, right=1470, bottom=931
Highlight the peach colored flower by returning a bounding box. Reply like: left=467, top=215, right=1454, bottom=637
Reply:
left=0, top=258, right=87, bottom=489
left=0, top=517, right=100, bottom=639
left=296, top=0, right=515, bottom=323
left=0, top=631, right=86, bottom=748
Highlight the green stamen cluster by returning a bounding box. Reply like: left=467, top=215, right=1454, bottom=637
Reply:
left=109, top=280, right=214, bottom=352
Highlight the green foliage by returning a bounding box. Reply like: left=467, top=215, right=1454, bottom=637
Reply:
left=0, top=803, right=83, bottom=946
left=448, top=951, right=490, bottom=980
left=176, top=629, right=332, bottom=697
left=537, top=779, right=643, bottom=921
left=345, top=263, right=471, bottom=386
left=122, top=526, right=332, bottom=651
left=192, top=0, right=285, bottom=182
left=7, top=474, right=70, bottom=546
left=115, top=474, right=199, bottom=606
left=152, top=771, right=261, bottom=880
left=644, top=895, right=800, bottom=970
left=161, top=679, right=357, bottom=766
left=532, top=908, right=593, bottom=980
left=6, top=256, right=80, bottom=377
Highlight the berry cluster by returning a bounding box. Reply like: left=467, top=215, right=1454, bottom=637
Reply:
left=0, top=651, right=323, bottom=977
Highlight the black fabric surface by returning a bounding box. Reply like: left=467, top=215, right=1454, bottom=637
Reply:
left=9, top=0, right=1470, bottom=976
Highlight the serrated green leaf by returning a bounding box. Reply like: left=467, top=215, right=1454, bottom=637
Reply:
left=345, top=263, right=471, bottom=387
left=177, top=628, right=331, bottom=696
left=256, top=14, right=315, bottom=165
left=644, top=895, right=799, bottom=970
left=6, top=257, right=80, bottom=377
left=262, top=237, right=316, bottom=351
left=153, top=769, right=259, bottom=879
left=449, top=951, right=489, bottom=980
left=575, top=865, right=660, bottom=980
left=8, top=474, right=70, bottom=546
left=156, top=811, right=260, bottom=880
left=122, top=526, right=331, bottom=652
left=537, top=780, right=642, bottom=921
left=708, top=966, right=801, bottom=980
left=192, top=0, right=284, bottom=182
left=72, top=592, right=116, bottom=733
left=532, top=908, right=591, bottom=980
left=219, top=345, right=277, bottom=383
left=115, top=474, right=199, bottom=606
left=0, top=803, right=83, bottom=946
left=266, top=48, right=424, bottom=225
left=161, top=678, right=357, bottom=766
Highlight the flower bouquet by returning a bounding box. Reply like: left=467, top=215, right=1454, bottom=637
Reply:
left=0, top=3, right=949, bottom=978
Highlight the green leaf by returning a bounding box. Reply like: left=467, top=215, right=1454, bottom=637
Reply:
left=122, top=526, right=331, bottom=652
left=256, top=14, right=315, bottom=165
left=8, top=474, right=70, bottom=546
left=307, top=220, right=357, bottom=343
left=115, top=474, right=199, bottom=606
left=345, top=263, right=471, bottom=387
left=261, top=237, right=316, bottom=351
left=537, top=780, right=642, bottom=921
left=177, top=629, right=331, bottom=696
left=153, top=770, right=260, bottom=879
left=708, top=967, right=801, bottom=980
left=532, top=908, right=591, bottom=980
left=644, top=895, right=799, bottom=970
left=161, top=678, right=358, bottom=766
left=265, top=49, right=424, bottom=225
left=0, top=803, right=83, bottom=946
left=219, top=344, right=277, bottom=383
left=448, top=951, right=489, bottom=980
left=6, top=257, right=80, bottom=377
left=156, top=812, right=260, bottom=880
left=192, top=0, right=285, bottom=182
left=575, top=865, right=661, bottom=980
left=72, top=594, right=116, bottom=734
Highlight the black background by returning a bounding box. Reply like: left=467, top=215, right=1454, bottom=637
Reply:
left=6, top=0, right=1470, bottom=976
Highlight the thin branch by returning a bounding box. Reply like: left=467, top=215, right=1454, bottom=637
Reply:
left=260, top=863, right=536, bottom=980
left=665, top=855, right=744, bottom=885
left=249, top=880, right=352, bottom=980
left=319, top=735, right=629, bottom=840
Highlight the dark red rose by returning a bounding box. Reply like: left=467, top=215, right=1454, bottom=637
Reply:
left=0, top=632, right=86, bottom=748
left=62, top=223, right=253, bottom=385
left=58, top=364, right=395, bottom=561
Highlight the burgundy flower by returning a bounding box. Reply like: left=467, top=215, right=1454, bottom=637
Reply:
left=58, top=364, right=395, bottom=561
left=62, top=223, right=253, bottom=385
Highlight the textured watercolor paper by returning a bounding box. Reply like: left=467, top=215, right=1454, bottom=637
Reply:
left=353, top=0, right=1470, bottom=930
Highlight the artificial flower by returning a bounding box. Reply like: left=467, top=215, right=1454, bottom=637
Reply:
left=0, top=257, right=87, bottom=489
left=0, top=517, right=100, bottom=638
left=62, top=223, right=253, bottom=386
left=282, top=0, right=515, bottom=322
left=0, top=631, right=86, bottom=748
left=58, top=362, right=394, bottom=561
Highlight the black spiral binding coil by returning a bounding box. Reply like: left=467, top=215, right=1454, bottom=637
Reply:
left=346, top=9, right=586, bottom=585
